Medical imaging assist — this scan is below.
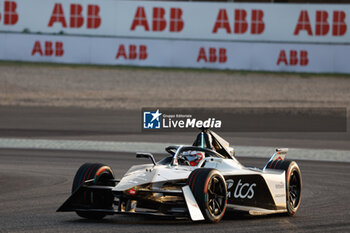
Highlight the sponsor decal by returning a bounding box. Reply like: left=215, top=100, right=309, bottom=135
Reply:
left=277, top=50, right=309, bottom=66
left=48, top=3, right=101, bottom=29
left=226, top=179, right=234, bottom=189
left=31, top=40, right=64, bottom=57
left=275, top=182, right=284, bottom=189
left=275, top=193, right=285, bottom=198
left=294, top=10, right=347, bottom=36
left=212, top=9, right=265, bottom=35
left=128, top=188, right=137, bottom=195
left=130, top=6, right=184, bottom=32
left=0, top=0, right=18, bottom=25
left=197, top=47, right=227, bottom=63
left=116, top=44, right=148, bottom=60
left=225, top=175, right=276, bottom=209
left=226, top=179, right=256, bottom=199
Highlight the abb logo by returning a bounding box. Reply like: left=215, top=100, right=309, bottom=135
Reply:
left=116, top=44, right=148, bottom=60
left=0, top=1, right=18, bottom=25
left=277, top=50, right=309, bottom=66
left=48, top=3, right=101, bottom=29
left=31, top=41, right=64, bottom=57
left=197, top=47, right=227, bottom=63
left=294, top=10, right=347, bottom=36
left=213, top=9, right=265, bottom=34
left=130, top=7, right=184, bottom=32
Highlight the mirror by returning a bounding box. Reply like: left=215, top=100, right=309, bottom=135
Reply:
left=136, top=152, right=156, bottom=165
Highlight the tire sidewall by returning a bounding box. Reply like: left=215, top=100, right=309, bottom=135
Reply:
left=286, top=161, right=302, bottom=216
left=203, top=171, right=227, bottom=222
left=72, top=163, right=114, bottom=219
left=187, top=168, right=227, bottom=223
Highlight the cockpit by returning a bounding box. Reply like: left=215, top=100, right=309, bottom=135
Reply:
left=157, top=129, right=238, bottom=167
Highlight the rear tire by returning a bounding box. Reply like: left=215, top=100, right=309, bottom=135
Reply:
left=266, top=160, right=302, bottom=216
left=72, top=163, right=115, bottom=219
left=186, top=168, right=227, bottom=223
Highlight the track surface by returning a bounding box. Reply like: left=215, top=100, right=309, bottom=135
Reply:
left=1, top=106, right=349, bottom=150
left=1, top=64, right=350, bottom=232
left=0, top=149, right=349, bottom=233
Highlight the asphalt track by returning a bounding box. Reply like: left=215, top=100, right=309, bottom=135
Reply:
left=1, top=106, right=350, bottom=150
left=0, top=106, right=349, bottom=232
left=0, top=149, right=349, bottom=233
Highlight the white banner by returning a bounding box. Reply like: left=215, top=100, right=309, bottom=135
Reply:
left=0, top=0, right=349, bottom=43
left=1, top=32, right=349, bottom=73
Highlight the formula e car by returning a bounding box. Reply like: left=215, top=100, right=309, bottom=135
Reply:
left=57, top=129, right=302, bottom=223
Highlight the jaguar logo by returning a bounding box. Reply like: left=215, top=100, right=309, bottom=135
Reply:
left=226, top=179, right=256, bottom=199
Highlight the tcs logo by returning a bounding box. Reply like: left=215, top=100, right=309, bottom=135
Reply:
left=0, top=1, right=18, bottom=25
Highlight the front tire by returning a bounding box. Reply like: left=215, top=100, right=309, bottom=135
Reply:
left=72, top=163, right=115, bottom=219
left=266, top=160, right=302, bottom=215
left=187, top=168, right=227, bottom=223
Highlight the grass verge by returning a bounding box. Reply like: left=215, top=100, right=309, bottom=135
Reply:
left=0, top=60, right=349, bottom=78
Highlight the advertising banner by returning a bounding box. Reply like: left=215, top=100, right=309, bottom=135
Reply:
left=0, top=0, right=349, bottom=43
left=1, top=32, right=350, bottom=73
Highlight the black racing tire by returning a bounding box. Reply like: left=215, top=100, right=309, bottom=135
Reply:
left=72, top=163, right=115, bottom=219
left=266, top=160, right=302, bottom=216
left=186, top=168, right=227, bottom=223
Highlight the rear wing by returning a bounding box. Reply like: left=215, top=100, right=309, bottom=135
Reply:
left=263, top=148, right=288, bottom=170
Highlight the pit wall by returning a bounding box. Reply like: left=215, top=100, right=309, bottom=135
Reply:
left=0, top=0, right=349, bottom=73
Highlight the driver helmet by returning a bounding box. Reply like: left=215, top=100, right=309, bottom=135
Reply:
left=182, top=150, right=204, bottom=166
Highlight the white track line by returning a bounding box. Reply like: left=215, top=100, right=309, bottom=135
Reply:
left=0, top=138, right=349, bottom=162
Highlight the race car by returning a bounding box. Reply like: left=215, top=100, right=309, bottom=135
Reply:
left=57, top=129, right=302, bottom=223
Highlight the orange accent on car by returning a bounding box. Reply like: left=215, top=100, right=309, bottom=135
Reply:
left=95, top=166, right=112, bottom=177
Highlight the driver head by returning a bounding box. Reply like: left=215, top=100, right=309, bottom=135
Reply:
left=183, top=151, right=205, bottom=166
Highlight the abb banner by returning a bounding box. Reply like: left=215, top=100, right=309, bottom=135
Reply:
left=0, top=0, right=350, bottom=43
left=1, top=32, right=349, bottom=73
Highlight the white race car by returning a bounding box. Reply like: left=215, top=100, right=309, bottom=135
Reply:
left=57, top=129, right=302, bottom=223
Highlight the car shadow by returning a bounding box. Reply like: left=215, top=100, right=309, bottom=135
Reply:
left=62, top=210, right=289, bottom=226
